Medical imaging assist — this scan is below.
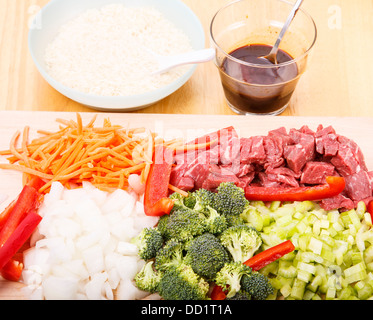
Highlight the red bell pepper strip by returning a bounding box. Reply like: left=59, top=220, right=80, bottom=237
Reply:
left=0, top=200, right=16, bottom=230
left=244, top=240, right=295, bottom=271
left=367, top=200, right=373, bottom=225
left=210, top=284, right=227, bottom=300
left=0, top=210, right=42, bottom=271
left=0, top=185, right=40, bottom=246
left=144, top=145, right=174, bottom=216
left=244, top=176, right=345, bottom=202
left=210, top=240, right=295, bottom=300
left=1, top=258, right=23, bottom=282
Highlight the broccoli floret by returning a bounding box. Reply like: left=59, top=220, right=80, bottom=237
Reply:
left=193, top=188, right=216, bottom=212
left=183, top=191, right=197, bottom=209
left=169, top=192, right=186, bottom=209
left=154, top=239, right=184, bottom=271
left=189, top=189, right=228, bottom=234
left=185, top=233, right=229, bottom=280
left=225, top=214, right=245, bottom=227
left=214, top=182, right=249, bottom=216
left=159, top=206, right=205, bottom=242
left=240, top=271, right=274, bottom=300
left=226, top=290, right=251, bottom=300
left=214, top=261, right=252, bottom=298
left=131, top=227, right=163, bottom=260
left=203, top=206, right=228, bottom=234
left=219, top=224, right=262, bottom=263
left=157, top=264, right=210, bottom=300
left=134, top=261, right=161, bottom=293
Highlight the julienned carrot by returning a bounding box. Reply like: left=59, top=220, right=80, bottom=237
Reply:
left=0, top=113, right=155, bottom=193
left=0, top=210, right=42, bottom=271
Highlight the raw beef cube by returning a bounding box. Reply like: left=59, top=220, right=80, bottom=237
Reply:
left=184, top=162, right=210, bottom=189
left=201, top=165, right=239, bottom=191
left=300, top=161, right=336, bottom=184
left=284, top=130, right=315, bottom=173
left=320, top=194, right=355, bottom=211
left=344, top=171, right=372, bottom=201
left=236, top=172, right=256, bottom=189
left=263, top=136, right=285, bottom=169
left=268, top=127, right=294, bottom=146
left=330, top=145, right=360, bottom=176
left=240, top=136, right=266, bottom=164
left=337, top=135, right=368, bottom=171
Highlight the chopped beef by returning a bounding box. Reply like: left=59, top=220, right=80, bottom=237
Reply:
left=169, top=124, right=371, bottom=211
left=240, top=136, right=267, bottom=165
left=300, top=161, right=336, bottom=184
left=320, top=194, right=355, bottom=211
left=344, top=170, right=372, bottom=201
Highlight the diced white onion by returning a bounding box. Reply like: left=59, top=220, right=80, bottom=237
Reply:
left=22, top=181, right=157, bottom=300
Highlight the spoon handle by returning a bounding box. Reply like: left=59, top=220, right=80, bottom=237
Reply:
left=269, top=0, right=304, bottom=56
left=153, top=48, right=215, bottom=75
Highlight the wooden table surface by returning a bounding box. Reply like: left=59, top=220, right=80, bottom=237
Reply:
left=1, top=0, right=373, bottom=117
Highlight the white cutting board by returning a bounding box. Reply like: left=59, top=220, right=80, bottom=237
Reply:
left=0, top=111, right=372, bottom=299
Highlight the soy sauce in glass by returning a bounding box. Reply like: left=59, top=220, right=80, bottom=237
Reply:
left=219, top=44, right=299, bottom=115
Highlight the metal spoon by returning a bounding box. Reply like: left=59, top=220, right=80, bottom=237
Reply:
left=261, top=0, right=304, bottom=64
left=149, top=48, right=215, bottom=75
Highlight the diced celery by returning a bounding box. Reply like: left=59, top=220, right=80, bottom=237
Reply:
left=308, top=237, right=323, bottom=255
left=344, top=262, right=367, bottom=284
left=274, top=205, right=295, bottom=218
left=365, top=246, right=373, bottom=263
left=312, top=220, right=321, bottom=236
left=280, top=283, right=292, bottom=298
left=295, top=220, right=308, bottom=234
left=297, top=270, right=313, bottom=282
left=278, top=260, right=297, bottom=278
left=357, top=282, right=373, bottom=300
left=298, top=261, right=316, bottom=274
left=307, top=274, right=322, bottom=292
left=295, top=201, right=315, bottom=213
left=332, top=221, right=344, bottom=232
left=326, top=287, right=336, bottom=300
left=327, top=210, right=340, bottom=223
left=300, top=251, right=323, bottom=264
left=356, top=201, right=366, bottom=219
left=320, top=247, right=335, bottom=265
left=303, top=290, right=315, bottom=300
left=348, top=209, right=362, bottom=230
left=311, top=293, right=322, bottom=300
left=352, top=252, right=364, bottom=265
left=364, top=212, right=372, bottom=227
left=269, top=201, right=281, bottom=212
left=241, top=207, right=264, bottom=231
left=337, top=287, right=354, bottom=300
left=320, top=233, right=335, bottom=248
left=290, top=279, right=306, bottom=300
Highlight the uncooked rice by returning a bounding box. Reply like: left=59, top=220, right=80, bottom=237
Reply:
left=44, top=4, right=193, bottom=96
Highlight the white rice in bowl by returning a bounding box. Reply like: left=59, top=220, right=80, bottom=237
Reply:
left=44, top=4, right=193, bottom=96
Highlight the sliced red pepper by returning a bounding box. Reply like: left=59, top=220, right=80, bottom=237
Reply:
left=367, top=200, right=373, bottom=225
left=25, top=176, right=45, bottom=192
left=244, top=176, right=345, bottom=202
left=244, top=240, right=295, bottom=271
left=210, top=240, right=295, bottom=300
left=144, top=145, right=174, bottom=216
left=0, top=185, right=40, bottom=246
left=210, top=283, right=228, bottom=300
left=0, top=210, right=42, bottom=271
left=0, top=258, right=23, bottom=282
left=0, top=200, right=16, bottom=230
